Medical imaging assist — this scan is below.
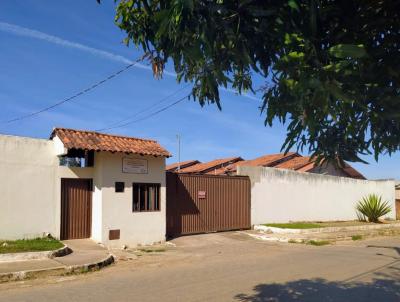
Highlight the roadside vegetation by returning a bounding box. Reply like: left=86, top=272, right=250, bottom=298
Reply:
left=306, top=240, right=331, bottom=246
left=263, top=223, right=323, bottom=229
left=0, top=237, right=63, bottom=254
left=351, top=235, right=363, bottom=241
left=356, top=194, right=392, bottom=223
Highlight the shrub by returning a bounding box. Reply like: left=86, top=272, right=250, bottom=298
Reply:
left=351, top=235, right=363, bottom=241
left=355, top=194, right=391, bottom=223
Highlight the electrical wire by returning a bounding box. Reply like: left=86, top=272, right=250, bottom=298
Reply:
left=95, top=83, right=191, bottom=132
left=97, top=94, right=190, bottom=132
left=1, top=55, right=147, bottom=125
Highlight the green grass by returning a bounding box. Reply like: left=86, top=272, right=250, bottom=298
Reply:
left=263, top=223, right=324, bottom=229
left=351, top=235, right=363, bottom=241
left=0, top=238, right=63, bottom=254
left=306, top=240, right=331, bottom=246
left=138, top=248, right=166, bottom=253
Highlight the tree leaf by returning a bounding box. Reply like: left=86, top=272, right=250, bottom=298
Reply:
left=329, top=44, right=367, bottom=59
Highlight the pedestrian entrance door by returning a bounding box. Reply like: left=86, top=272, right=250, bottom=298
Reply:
left=60, top=178, right=92, bottom=240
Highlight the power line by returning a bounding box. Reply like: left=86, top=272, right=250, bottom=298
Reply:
left=1, top=55, right=147, bottom=125
left=98, top=94, right=190, bottom=132
left=95, top=83, right=191, bottom=132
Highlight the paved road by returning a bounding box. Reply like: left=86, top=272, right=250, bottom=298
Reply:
left=0, top=232, right=399, bottom=302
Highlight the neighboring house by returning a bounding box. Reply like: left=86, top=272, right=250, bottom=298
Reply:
left=0, top=128, right=171, bottom=247
left=168, top=153, right=365, bottom=179
left=166, top=160, right=200, bottom=172
left=176, top=157, right=243, bottom=175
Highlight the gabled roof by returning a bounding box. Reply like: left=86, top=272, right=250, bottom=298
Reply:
left=166, top=160, right=200, bottom=172
left=178, top=157, right=243, bottom=174
left=275, top=156, right=366, bottom=179
left=51, top=127, right=171, bottom=157
left=210, top=153, right=300, bottom=175
left=239, top=152, right=299, bottom=167
left=274, top=156, right=314, bottom=171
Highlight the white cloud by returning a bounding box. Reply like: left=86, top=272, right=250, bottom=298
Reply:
left=0, top=21, right=163, bottom=74
left=0, top=21, right=261, bottom=100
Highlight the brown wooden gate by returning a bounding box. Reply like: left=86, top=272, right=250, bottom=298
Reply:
left=60, top=178, right=92, bottom=240
left=396, top=199, right=400, bottom=220
left=166, top=173, right=251, bottom=237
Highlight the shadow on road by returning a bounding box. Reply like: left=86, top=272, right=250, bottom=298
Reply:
left=235, top=277, right=400, bottom=302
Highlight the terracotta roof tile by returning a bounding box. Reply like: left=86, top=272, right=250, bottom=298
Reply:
left=274, top=156, right=315, bottom=170
left=51, top=127, right=171, bottom=157
left=342, top=164, right=366, bottom=179
left=166, top=160, right=201, bottom=172
left=178, top=157, right=243, bottom=174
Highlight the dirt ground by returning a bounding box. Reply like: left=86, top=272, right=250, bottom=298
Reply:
left=0, top=231, right=399, bottom=301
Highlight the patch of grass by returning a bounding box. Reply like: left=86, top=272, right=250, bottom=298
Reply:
left=263, top=223, right=324, bottom=229
left=138, top=248, right=166, bottom=253
left=351, top=235, right=363, bottom=241
left=306, top=240, right=331, bottom=246
left=0, top=237, right=63, bottom=254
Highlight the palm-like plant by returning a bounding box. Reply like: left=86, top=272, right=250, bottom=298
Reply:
left=356, top=194, right=391, bottom=223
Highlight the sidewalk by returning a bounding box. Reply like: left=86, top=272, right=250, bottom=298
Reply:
left=246, top=223, right=400, bottom=243
left=0, top=239, right=114, bottom=282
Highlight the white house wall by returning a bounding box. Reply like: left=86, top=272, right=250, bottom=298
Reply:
left=98, top=152, right=166, bottom=248
left=237, top=166, right=396, bottom=225
left=0, top=135, right=58, bottom=240
left=0, top=134, right=167, bottom=248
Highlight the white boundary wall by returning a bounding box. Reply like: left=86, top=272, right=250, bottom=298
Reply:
left=237, top=166, right=396, bottom=224
left=0, top=135, right=58, bottom=239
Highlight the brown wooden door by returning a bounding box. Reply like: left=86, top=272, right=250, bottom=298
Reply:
left=61, top=179, right=92, bottom=240
left=396, top=199, right=400, bottom=220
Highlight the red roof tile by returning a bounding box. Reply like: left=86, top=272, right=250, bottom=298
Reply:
left=212, top=153, right=300, bottom=175
left=274, top=156, right=315, bottom=170
left=274, top=156, right=366, bottom=179
left=166, top=160, right=200, bottom=172
left=51, top=127, right=171, bottom=157
left=178, top=157, right=243, bottom=174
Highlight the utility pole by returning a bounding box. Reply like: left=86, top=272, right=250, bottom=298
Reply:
left=176, top=134, right=181, bottom=171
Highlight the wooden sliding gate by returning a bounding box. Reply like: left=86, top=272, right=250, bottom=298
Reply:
left=166, top=173, right=251, bottom=237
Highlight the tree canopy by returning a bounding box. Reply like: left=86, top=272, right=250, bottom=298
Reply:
left=111, top=0, right=400, bottom=164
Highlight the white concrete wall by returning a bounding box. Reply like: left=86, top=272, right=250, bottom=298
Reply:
left=237, top=166, right=396, bottom=225
left=98, top=152, right=166, bottom=248
left=0, top=135, right=58, bottom=239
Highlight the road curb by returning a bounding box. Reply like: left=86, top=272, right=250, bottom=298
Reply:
left=0, top=254, right=114, bottom=283
left=254, top=222, right=400, bottom=235
left=247, top=227, right=400, bottom=244
left=66, top=254, right=115, bottom=273
left=0, top=243, right=71, bottom=263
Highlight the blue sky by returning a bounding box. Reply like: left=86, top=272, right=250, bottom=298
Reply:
left=0, top=0, right=399, bottom=180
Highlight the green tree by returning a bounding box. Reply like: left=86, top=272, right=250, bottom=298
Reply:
left=110, top=0, right=400, bottom=164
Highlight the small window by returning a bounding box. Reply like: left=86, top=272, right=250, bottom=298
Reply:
left=132, top=183, right=160, bottom=212
left=115, top=182, right=125, bottom=193
left=59, top=149, right=94, bottom=168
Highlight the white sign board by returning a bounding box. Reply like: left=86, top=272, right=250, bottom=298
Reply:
left=122, top=158, right=148, bottom=174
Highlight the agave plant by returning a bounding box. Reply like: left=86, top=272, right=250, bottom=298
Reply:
left=356, top=194, right=391, bottom=223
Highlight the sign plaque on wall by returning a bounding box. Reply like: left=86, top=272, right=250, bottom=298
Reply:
left=198, top=191, right=206, bottom=199
left=122, top=158, right=148, bottom=174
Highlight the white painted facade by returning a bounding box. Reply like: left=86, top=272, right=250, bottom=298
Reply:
left=237, top=166, right=396, bottom=224
left=0, top=134, right=166, bottom=248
